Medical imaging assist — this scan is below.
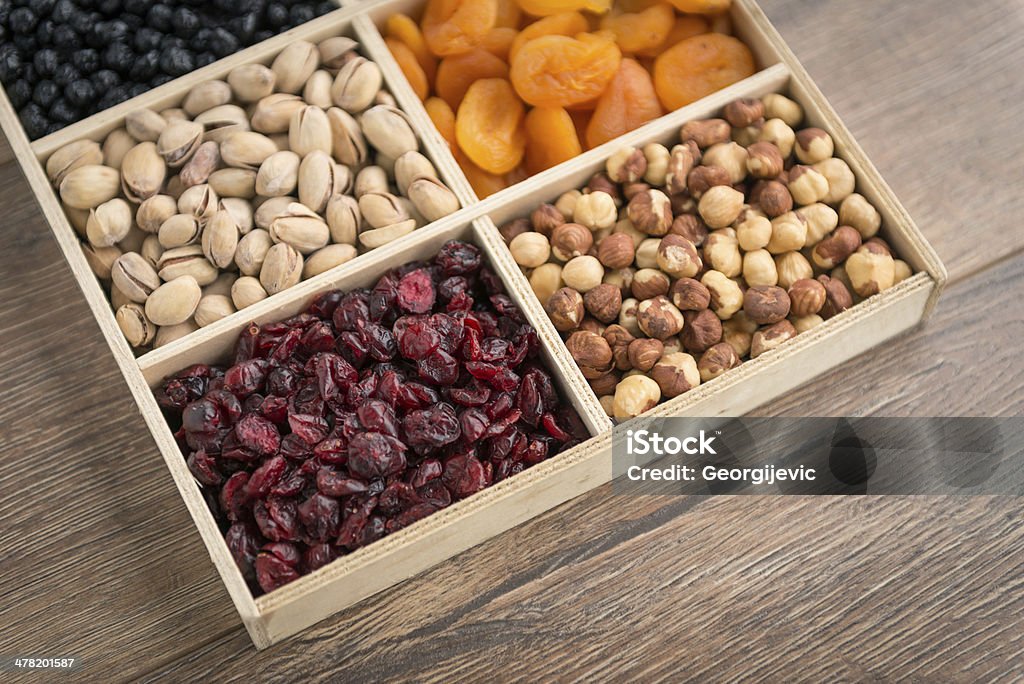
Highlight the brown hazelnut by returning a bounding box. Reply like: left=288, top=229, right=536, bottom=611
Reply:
left=669, top=214, right=708, bottom=246
left=565, top=330, right=614, bottom=379
left=680, top=119, right=731, bottom=148
left=636, top=295, right=685, bottom=340
left=597, top=232, right=635, bottom=269
left=788, top=165, right=830, bottom=206
left=627, top=338, right=664, bottom=372
left=627, top=189, right=673, bottom=236
left=583, top=283, right=622, bottom=323
left=546, top=287, right=585, bottom=331
left=669, top=277, right=711, bottom=311
left=631, top=268, right=671, bottom=300
left=751, top=320, right=797, bottom=358
left=816, top=275, right=853, bottom=319
left=787, top=278, right=826, bottom=317
left=590, top=370, right=621, bottom=396
left=757, top=180, right=793, bottom=218
left=666, top=142, right=699, bottom=194
left=606, top=147, right=647, bottom=184
left=550, top=223, right=594, bottom=261
left=579, top=317, right=604, bottom=335
left=724, top=97, right=765, bottom=128
left=670, top=192, right=696, bottom=216
left=604, top=324, right=636, bottom=371
left=794, top=128, right=834, bottom=164
left=698, top=342, right=740, bottom=382
left=743, top=285, right=791, bottom=324
left=499, top=217, right=531, bottom=244
left=681, top=308, right=723, bottom=352
left=862, top=237, right=892, bottom=257
left=587, top=172, right=622, bottom=204
left=745, top=141, right=784, bottom=179
left=612, top=375, right=661, bottom=419
left=703, top=231, right=742, bottom=277
left=812, top=225, right=862, bottom=269
left=650, top=352, right=701, bottom=398
left=531, top=203, right=564, bottom=236
left=603, top=266, right=635, bottom=298
left=687, top=164, right=731, bottom=198
left=656, top=234, right=702, bottom=278
left=622, top=181, right=651, bottom=202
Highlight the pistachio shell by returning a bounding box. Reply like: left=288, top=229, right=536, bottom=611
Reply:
left=183, top=80, right=232, bottom=117
left=269, top=203, right=330, bottom=254
left=202, top=207, right=240, bottom=269
left=82, top=242, right=122, bottom=280
left=136, top=195, right=178, bottom=233
left=394, top=151, right=438, bottom=195
left=102, top=129, right=136, bottom=171
left=254, top=195, right=297, bottom=230
left=271, top=40, right=319, bottom=94
left=407, top=177, right=460, bottom=223
left=161, top=108, right=189, bottom=122
left=154, top=319, right=199, bottom=348
left=231, top=276, right=269, bottom=309
left=303, top=69, right=333, bottom=109
left=326, top=194, right=360, bottom=245
left=158, top=213, right=202, bottom=249
left=220, top=131, right=278, bottom=170
left=157, top=245, right=219, bottom=285
left=64, top=204, right=90, bottom=236
left=202, top=272, right=237, bottom=298
left=157, top=120, right=204, bottom=168
left=221, top=197, right=254, bottom=233
left=177, top=184, right=219, bottom=221
left=228, top=63, right=277, bottom=102
left=359, top=192, right=408, bottom=229
left=194, top=294, right=236, bottom=328
left=303, top=243, right=358, bottom=279
left=46, top=140, right=104, bottom=186
left=288, top=105, right=332, bottom=157
left=359, top=219, right=416, bottom=249
left=111, top=252, right=161, bottom=302
left=326, top=107, right=367, bottom=167
left=259, top=242, right=304, bottom=294
left=179, top=141, right=221, bottom=187
left=297, top=150, right=335, bottom=213
left=86, top=198, right=134, bottom=247
left=331, top=57, right=382, bottom=113
left=116, top=303, right=157, bottom=347
left=195, top=104, right=251, bottom=143
left=255, top=150, right=301, bottom=197
left=141, top=235, right=163, bottom=269
left=235, top=229, right=274, bottom=276
left=146, top=275, right=202, bottom=326
left=359, top=105, right=418, bottom=160
left=208, top=168, right=258, bottom=199
left=354, top=165, right=388, bottom=198
left=121, top=142, right=167, bottom=202
left=250, top=93, right=306, bottom=134
left=118, top=225, right=148, bottom=254
left=318, top=36, right=358, bottom=70
left=125, top=109, right=167, bottom=142
left=60, top=165, right=121, bottom=209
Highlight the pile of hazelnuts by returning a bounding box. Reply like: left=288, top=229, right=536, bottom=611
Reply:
left=499, top=93, right=914, bottom=421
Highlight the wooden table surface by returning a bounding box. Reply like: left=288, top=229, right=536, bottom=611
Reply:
left=2, top=1, right=1023, bottom=681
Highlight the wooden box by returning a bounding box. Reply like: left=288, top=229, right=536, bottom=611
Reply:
left=0, top=0, right=945, bottom=648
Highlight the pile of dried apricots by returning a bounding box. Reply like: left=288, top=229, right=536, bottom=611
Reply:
left=385, top=0, right=756, bottom=198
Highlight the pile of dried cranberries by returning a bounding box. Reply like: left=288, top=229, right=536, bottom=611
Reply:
left=157, top=240, right=587, bottom=595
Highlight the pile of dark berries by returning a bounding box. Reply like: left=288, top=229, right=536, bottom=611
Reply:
left=0, top=0, right=339, bottom=140
left=157, top=241, right=589, bottom=595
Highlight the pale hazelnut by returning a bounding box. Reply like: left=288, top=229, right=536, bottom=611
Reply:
left=599, top=394, right=616, bottom=416
left=597, top=232, right=635, bottom=269
left=839, top=193, right=881, bottom=239
left=679, top=119, right=731, bottom=148
left=703, top=142, right=748, bottom=184
left=845, top=250, right=896, bottom=297
left=794, top=128, right=834, bottom=164
left=893, top=259, right=913, bottom=284
left=702, top=270, right=744, bottom=319
left=604, top=324, right=636, bottom=371
left=813, top=225, right=862, bottom=269
left=698, top=342, right=740, bottom=382
left=669, top=278, right=710, bottom=312
left=573, top=191, right=618, bottom=230
left=631, top=268, right=671, bottom=300
left=669, top=214, right=709, bottom=247
left=732, top=120, right=765, bottom=147
left=584, top=283, right=623, bottom=323
left=767, top=212, right=808, bottom=254
left=550, top=223, right=594, bottom=261
left=757, top=180, right=793, bottom=218
left=635, top=238, right=662, bottom=269
left=724, top=97, right=765, bottom=128
left=817, top=274, right=853, bottom=318
left=650, top=352, right=700, bottom=399
left=742, top=249, right=779, bottom=287
left=698, top=185, right=744, bottom=228
left=627, top=189, right=674, bottom=236
left=758, top=118, right=796, bottom=158
left=666, top=142, right=700, bottom=194
left=612, top=375, right=661, bottom=419
left=798, top=202, right=839, bottom=245
left=566, top=331, right=614, bottom=379
left=788, top=165, right=830, bottom=206
left=530, top=263, right=564, bottom=306
left=762, top=94, right=803, bottom=128
left=743, top=286, right=791, bottom=324
left=619, top=297, right=642, bottom=337
left=607, top=147, right=647, bottom=183
left=499, top=217, right=532, bottom=243
left=775, top=251, right=814, bottom=289
left=813, top=157, right=856, bottom=205
left=509, top=232, right=551, bottom=268
left=603, top=267, right=635, bottom=298
left=736, top=214, right=772, bottom=251
left=681, top=308, right=723, bottom=353
left=751, top=320, right=797, bottom=358
left=636, top=295, right=685, bottom=340
left=627, top=338, right=664, bottom=372
left=790, top=314, right=824, bottom=334
left=531, top=203, right=565, bottom=236
left=562, top=255, right=605, bottom=292
left=662, top=336, right=684, bottom=356
left=546, top=287, right=585, bottom=331
left=555, top=189, right=582, bottom=219
left=722, top=318, right=753, bottom=358
left=687, top=164, right=731, bottom=198
left=703, top=231, right=742, bottom=277
left=642, top=143, right=671, bottom=186
left=653, top=235, right=700, bottom=278
left=613, top=218, right=647, bottom=249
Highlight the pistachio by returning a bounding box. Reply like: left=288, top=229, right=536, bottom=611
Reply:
left=271, top=40, right=320, bottom=94
left=85, top=198, right=133, bottom=247
left=161, top=108, right=189, bottom=122
left=208, top=168, right=258, bottom=198
left=121, top=142, right=167, bottom=202
left=354, top=165, right=388, bottom=198
left=102, top=129, right=135, bottom=170
left=359, top=191, right=408, bottom=229
left=194, top=104, right=251, bottom=143
left=202, top=207, right=240, bottom=268
left=285, top=105, right=331, bottom=158
left=319, top=36, right=358, bottom=70
left=393, top=151, right=437, bottom=195
left=359, top=105, right=418, bottom=160
left=156, top=120, right=204, bottom=168
left=325, top=194, right=360, bottom=245
left=220, top=131, right=278, bottom=170
left=407, top=177, right=459, bottom=222
left=231, top=276, right=268, bottom=309
left=303, top=69, right=334, bottom=108
left=260, top=243, right=304, bottom=294
left=194, top=294, right=236, bottom=328
left=359, top=219, right=416, bottom=249
left=221, top=197, right=254, bottom=234
left=141, top=235, right=163, bottom=269
left=64, top=204, right=90, bottom=236
left=60, top=165, right=121, bottom=209
left=297, top=150, right=336, bottom=213
left=111, top=252, right=161, bottom=302
left=157, top=245, right=219, bottom=285
left=116, top=303, right=158, bottom=346
left=250, top=93, right=306, bottom=134
left=326, top=107, right=368, bottom=166
left=178, top=141, right=221, bottom=187
left=125, top=109, right=167, bottom=142
left=177, top=184, right=219, bottom=221
left=235, top=228, right=275, bottom=276
left=118, top=224, right=147, bottom=253
left=227, top=64, right=277, bottom=102
left=331, top=56, right=382, bottom=112
left=255, top=150, right=301, bottom=197
left=146, top=275, right=202, bottom=326
left=46, top=140, right=103, bottom=186
left=203, top=271, right=237, bottom=298
left=269, top=203, right=330, bottom=254
left=303, top=243, right=358, bottom=278
left=154, top=319, right=199, bottom=348
left=158, top=213, right=202, bottom=249
left=82, top=242, right=121, bottom=280
left=254, top=195, right=297, bottom=230
left=183, top=80, right=232, bottom=117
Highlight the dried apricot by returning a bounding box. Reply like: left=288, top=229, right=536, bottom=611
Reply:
left=569, top=108, right=592, bottom=144
left=516, top=0, right=612, bottom=16
left=524, top=107, right=583, bottom=174
left=635, top=14, right=710, bottom=57
left=666, top=0, right=731, bottom=13
left=425, top=97, right=457, bottom=150
left=423, top=0, right=499, bottom=57
left=653, top=33, right=754, bottom=110
left=585, top=58, right=663, bottom=147
left=599, top=3, right=674, bottom=55
left=385, top=14, right=437, bottom=81
left=435, top=49, right=510, bottom=110
left=458, top=151, right=510, bottom=198
left=481, top=27, right=518, bottom=61
left=385, top=38, right=430, bottom=101
left=509, top=11, right=589, bottom=61
left=456, top=79, right=526, bottom=174
left=495, top=0, right=523, bottom=27
left=510, top=34, right=621, bottom=108
left=616, top=0, right=669, bottom=10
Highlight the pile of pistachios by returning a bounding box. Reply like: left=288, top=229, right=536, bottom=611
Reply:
left=48, top=36, right=460, bottom=351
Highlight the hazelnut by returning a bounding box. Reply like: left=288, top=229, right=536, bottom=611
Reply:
left=845, top=250, right=896, bottom=297
left=762, top=94, right=804, bottom=128
left=814, top=157, right=856, bottom=204
left=698, top=342, right=740, bottom=382
left=599, top=394, right=615, bottom=416
left=650, top=352, right=701, bottom=399
left=627, top=338, right=664, bottom=372
left=757, top=180, right=793, bottom=218
left=591, top=371, right=622, bottom=397
left=787, top=278, right=826, bottom=317
left=550, top=223, right=594, bottom=261
left=775, top=251, right=814, bottom=289
left=579, top=317, right=605, bottom=335
left=817, top=274, right=853, bottom=318
left=662, top=336, right=684, bottom=356
left=736, top=214, right=772, bottom=251
left=722, top=319, right=753, bottom=357
left=573, top=191, right=618, bottom=230
left=751, top=320, right=797, bottom=358
left=798, top=202, right=839, bottom=245
left=529, top=263, right=564, bottom=306
left=636, top=295, right=685, bottom=340
left=584, top=283, right=623, bottom=323
left=812, top=225, right=862, bottom=269
left=631, top=268, right=671, bottom=300
left=839, top=193, right=881, bottom=239
left=669, top=214, right=709, bottom=247
left=613, top=218, right=647, bottom=248
left=619, top=297, right=642, bottom=337
left=742, top=249, right=778, bottom=287
left=767, top=212, right=808, bottom=254
left=758, top=118, right=796, bottom=158
left=635, top=238, right=662, bottom=269
left=745, top=141, right=784, bottom=179
left=788, top=165, right=830, bottom=206
left=702, top=270, right=744, bottom=320
left=698, top=185, right=745, bottom=228
left=604, top=324, right=636, bottom=371
left=669, top=277, right=711, bottom=311
left=587, top=172, right=622, bottom=204
left=681, top=308, right=723, bottom=352
left=561, top=255, right=605, bottom=292
left=546, top=287, right=585, bottom=331
left=509, top=232, right=551, bottom=268
left=743, top=285, right=791, bottom=324
left=666, top=142, right=700, bottom=194
left=791, top=313, right=824, bottom=334
left=656, top=235, right=702, bottom=278
left=603, top=266, right=635, bottom=298
left=597, top=232, right=635, bottom=269
left=893, top=259, right=913, bottom=284
left=554, top=189, right=581, bottom=219
left=862, top=237, right=892, bottom=257
left=566, top=330, right=614, bottom=379
left=612, top=375, right=661, bottom=419
left=703, top=231, right=742, bottom=277
left=622, top=181, right=650, bottom=202
left=606, top=147, right=647, bottom=183
left=499, top=217, right=531, bottom=243
left=687, top=164, right=731, bottom=198
left=643, top=143, right=671, bottom=186
left=627, top=189, right=674, bottom=236
left=724, top=97, right=765, bottom=128
left=732, top=120, right=765, bottom=147
left=671, top=192, right=697, bottom=215
left=795, top=128, right=834, bottom=164
left=680, top=119, right=731, bottom=148
left=531, top=203, right=565, bottom=236
left=703, top=142, right=748, bottom=183
left=831, top=265, right=855, bottom=294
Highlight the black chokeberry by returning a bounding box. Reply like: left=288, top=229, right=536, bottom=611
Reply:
left=254, top=29, right=274, bottom=43
left=129, top=82, right=148, bottom=98
left=134, top=27, right=163, bottom=53
left=229, top=13, right=257, bottom=43
left=195, top=52, right=216, bottom=68
left=9, top=8, right=40, bottom=35
left=53, top=63, right=79, bottom=87
left=50, top=98, right=80, bottom=123
left=19, top=103, right=48, bottom=139
left=289, top=5, right=314, bottom=25
left=98, top=0, right=123, bottom=15
left=66, top=79, right=96, bottom=108
left=68, top=10, right=96, bottom=35
left=316, top=1, right=337, bottom=16
left=102, top=43, right=135, bottom=75
left=129, top=50, right=160, bottom=81
left=107, top=19, right=130, bottom=43
left=123, top=0, right=153, bottom=16
left=51, top=0, right=75, bottom=23
left=32, top=80, right=60, bottom=108
left=0, top=45, right=24, bottom=83
left=53, top=25, right=77, bottom=48
left=210, top=27, right=239, bottom=58
left=151, top=73, right=173, bottom=87
left=159, top=46, right=194, bottom=77
left=12, top=34, right=36, bottom=54
left=91, top=69, right=120, bottom=91
left=163, top=35, right=185, bottom=50
left=146, top=4, right=173, bottom=33
left=8, top=79, right=32, bottom=110
left=265, top=3, right=288, bottom=29
left=31, top=0, right=58, bottom=15
left=74, top=49, right=100, bottom=75
left=32, top=48, right=59, bottom=79
left=35, top=18, right=55, bottom=46
left=172, top=7, right=200, bottom=39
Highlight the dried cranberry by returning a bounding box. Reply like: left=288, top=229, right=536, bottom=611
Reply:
left=256, top=543, right=301, bottom=592
left=442, top=453, right=489, bottom=500
left=337, top=494, right=378, bottom=549
left=386, top=503, right=438, bottom=533
left=541, top=413, right=572, bottom=442
left=347, top=432, right=407, bottom=481
left=429, top=313, right=463, bottom=354
left=313, top=438, right=347, bottom=465
left=303, top=543, right=339, bottom=573
left=395, top=382, right=440, bottom=409
left=246, top=455, right=287, bottom=498
left=226, top=522, right=261, bottom=582
left=331, top=291, right=370, bottom=331
left=187, top=449, right=223, bottom=486
left=234, top=324, right=260, bottom=363
left=309, top=290, right=344, bottom=320
left=235, top=414, right=281, bottom=456
left=458, top=408, right=490, bottom=443
left=220, top=471, right=250, bottom=521
left=358, top=514, right=387, bottom=546
left=417, top=348, right=459, bottom=386
left=403, top=404, right=461, bottom=452
left=223, top=359, right=268, bottom=397
left=359, top=320, right=396, bottom=361
left=449, top=381, right=491, bottom=407
left=394, top=315, right=440, bottom=360
left=416, top=480, right=452, bottom=509
left=298, top=493, right=341, bottom=542
left=436, top=240, right=481, bottom=276
left=356, top=399, right=398, bottom=437
left=260, top=395, right=289, bottom=424
left=317, top=469, right=367, bottom=497
left=378, top=481, right=419, bottom=515
left=299, top=321, right=336, bottom=355
left=369, top=274, right=398, bottom=322
left=438, top=275, right=469, bottom=301
left=288, top=413, right=329, bottom=445
left=411, top=459, right=442, bottom=487
left=396, top=268, right=436, bottom=314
